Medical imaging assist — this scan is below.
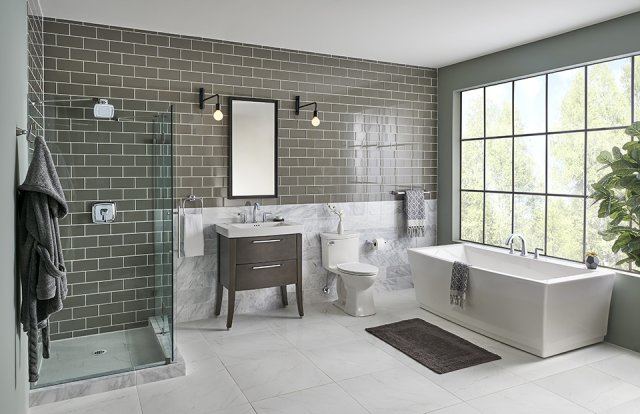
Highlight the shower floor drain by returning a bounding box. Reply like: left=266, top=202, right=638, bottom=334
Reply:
left=92, top=349, right=107, bottom=356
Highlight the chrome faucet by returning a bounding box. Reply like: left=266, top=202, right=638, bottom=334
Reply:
left=505, top=233, right=527, bottom=256
left=252, top=202, right=261, bottom=223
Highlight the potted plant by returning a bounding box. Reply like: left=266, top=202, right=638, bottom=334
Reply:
left=590, top=121, right=640, bottom=268
left=585, top=251, right=600, bottom=269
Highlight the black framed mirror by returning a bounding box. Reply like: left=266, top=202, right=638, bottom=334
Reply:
left=228, top=97, right=278, bottom=199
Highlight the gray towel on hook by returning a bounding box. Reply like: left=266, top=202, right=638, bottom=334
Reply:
left=18, top=134, right=68, bottom=383
left=450, top=261, right=469, bottom=308
left=405, top=190, right=425, bottom=237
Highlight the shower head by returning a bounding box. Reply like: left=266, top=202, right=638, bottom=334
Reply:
left=94, top=99, right=115, bottom=119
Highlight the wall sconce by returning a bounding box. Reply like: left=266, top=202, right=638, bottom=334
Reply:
left=294, top=95, right=320, bottom=127
left=198, top=87, right=223, bottom=121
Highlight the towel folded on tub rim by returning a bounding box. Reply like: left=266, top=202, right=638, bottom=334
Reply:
left=450, top=261, right=469, bottom=308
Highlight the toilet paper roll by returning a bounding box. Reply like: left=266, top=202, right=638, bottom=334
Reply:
left=372, top=238, right=387, bottom=250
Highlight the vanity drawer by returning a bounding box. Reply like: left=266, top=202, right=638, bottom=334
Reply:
left=235, top=259, right=297, bottom=290
left=235, top=234, right=297, bottom=264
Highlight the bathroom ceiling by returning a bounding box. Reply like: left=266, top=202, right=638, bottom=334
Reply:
left=40, top=0, right=640, bottom=68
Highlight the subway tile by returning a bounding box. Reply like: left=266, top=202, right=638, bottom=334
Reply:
left=42, top=17, right=436, bottom=336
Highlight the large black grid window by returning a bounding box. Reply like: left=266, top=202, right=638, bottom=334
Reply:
left=460, top=55, right=640, bottom=270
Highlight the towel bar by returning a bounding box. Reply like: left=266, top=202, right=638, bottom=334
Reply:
left=390, top=190, right=433, bottom=196
left=177, top=194, right=204, bottom=258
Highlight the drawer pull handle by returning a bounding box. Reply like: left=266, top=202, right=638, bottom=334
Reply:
left=252, top=264, right=282, bottom=270
left=252, top=239, right=282, bottom=244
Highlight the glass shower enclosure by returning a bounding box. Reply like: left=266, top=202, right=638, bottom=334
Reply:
left=32, top=97, right=174, bottom=387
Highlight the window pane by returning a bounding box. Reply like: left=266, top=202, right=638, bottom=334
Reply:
left=461, top=140, right=483, bottom=190
left=485, top=83, right=512, bottom=137
left=586, top=201, right=627, bottom=270
left=514, top=135, right=545, bottom=193
left=485, top=193, right=512, bottom=246
left=587, top=58, right=632, bottom=129
left=514, top=195, right=545, bottom=253
left=548, top=67, right=584, bottom=132
left=485, top=138, right=512, bottom=191
left=514, top=76, right=546, bottom=134
left=460, top=191, right=483, bottom=243
left=548, top=132, right=584, bottom=195
left=461, top=88, right=484, bottom=139
left=547, top=196, right=583, bottom=261
left=587, top=129, right=630, bottom=186
left=635, top=56, right=640, bottom=122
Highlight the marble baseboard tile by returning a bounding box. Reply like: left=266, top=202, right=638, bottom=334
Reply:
left=175, top=200, right=436, bottom=323
left=29, top=371, right=135, bottom=407
left=135, top=354, right=186, bottom=386
left=30, top=357, right=186, bottom=407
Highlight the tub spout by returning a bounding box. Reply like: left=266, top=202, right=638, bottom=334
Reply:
left=505, top=233, right=527, bottom=256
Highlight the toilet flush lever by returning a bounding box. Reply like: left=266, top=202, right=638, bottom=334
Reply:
left=327, top=241, right=335, bottom=246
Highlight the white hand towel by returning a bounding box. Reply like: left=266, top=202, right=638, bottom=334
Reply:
left=183, top=213, right=204, bottom=257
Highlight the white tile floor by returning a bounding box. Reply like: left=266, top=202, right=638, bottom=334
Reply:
left=31, top=288, right=640, bottom=414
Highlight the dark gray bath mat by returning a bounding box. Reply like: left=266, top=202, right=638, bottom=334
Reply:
left=365, top=318, right=501, bottom=374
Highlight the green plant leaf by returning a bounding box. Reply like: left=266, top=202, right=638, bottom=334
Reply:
left=624, top=121, right=640, bottom=137
left=596, top=150, right=613, bottom=165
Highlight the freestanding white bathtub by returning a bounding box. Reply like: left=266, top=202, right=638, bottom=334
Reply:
left=408, top=244, right=616, bottom=358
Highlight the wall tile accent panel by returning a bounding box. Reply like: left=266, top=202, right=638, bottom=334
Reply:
left=42, top=18, right=438, bottom=335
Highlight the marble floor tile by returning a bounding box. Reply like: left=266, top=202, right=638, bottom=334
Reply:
left=252, top=383, right=369, bottom=414
left=338, top=366, right=460, bottom=414
left=225, top=349, right=331, bottom=402
left=212, top=403, right=258, bottom=414
left=590, top=352, right=640, bottom=387
left=468, top=383, right=591, bottom=414
left=137, top=359, right=248, bottom=414
left=303, top=339, right=403, bottom=381
left=204, top=329, right=292, bottom=366
left=176, top=337, right=221, bottom=366
left=273, top=320, right=360, bottom=351
left=410, top=360, right=528, bottom=401
left=602, top=396, right=640, bottom=413
left=30, top=388, right=141, bottom=414
left=32, top=288, right=640, bottom=414
left=487, top=340, right=620, bottom=381
left=535, top=365, right=640, bottom=412
left=429, top=402, right=483, bottom=414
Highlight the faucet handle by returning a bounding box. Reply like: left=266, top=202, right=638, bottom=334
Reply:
left=534, top=247, right=543, bottom=259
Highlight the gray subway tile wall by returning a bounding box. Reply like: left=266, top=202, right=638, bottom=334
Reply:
left=42, top=18, right=437, bottom=337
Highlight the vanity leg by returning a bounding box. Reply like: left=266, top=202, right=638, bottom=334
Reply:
left=280, top=285, right=288, bottom=307
left=214, top=280, right=223, bottom=316
left=296, top=282, right=304, bottom=317
left=226, top=289, right=235, bottom=329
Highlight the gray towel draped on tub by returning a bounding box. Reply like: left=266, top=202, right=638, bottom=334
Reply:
left=18, top=135, right=69, bottom=383
left=405, top=189, right=425, bottom=237
left=450, top=261, right=469, bottom=308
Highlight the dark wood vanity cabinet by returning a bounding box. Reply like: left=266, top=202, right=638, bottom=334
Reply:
left=215, top=233, right=303, bottom=328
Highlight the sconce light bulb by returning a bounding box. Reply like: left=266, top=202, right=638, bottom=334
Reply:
left=311, top=110, right=320, bottom=127
left=213, top=104, right=223, bottom=121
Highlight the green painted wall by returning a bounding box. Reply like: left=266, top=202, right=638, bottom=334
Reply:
left=0, top=0, right=28, bottom=412
left=437, top=11, right=640, bottom=352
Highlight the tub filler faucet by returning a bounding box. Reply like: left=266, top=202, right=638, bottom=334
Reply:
left=505, top=233, right=527, bottom=256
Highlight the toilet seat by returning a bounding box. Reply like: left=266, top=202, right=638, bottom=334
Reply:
left=337, top=262, right=378, bottom=276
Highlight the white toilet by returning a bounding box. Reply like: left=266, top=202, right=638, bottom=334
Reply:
left=320, top=232, right=378, bottom=317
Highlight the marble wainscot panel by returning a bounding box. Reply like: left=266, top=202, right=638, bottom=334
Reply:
left=175, top=200, right=436, bottom=322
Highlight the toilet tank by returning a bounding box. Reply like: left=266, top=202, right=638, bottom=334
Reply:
left=320, top=232, right=359, bottom=271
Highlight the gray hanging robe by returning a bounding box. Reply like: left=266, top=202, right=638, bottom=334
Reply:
left=18, top=134, right=68, bottom=383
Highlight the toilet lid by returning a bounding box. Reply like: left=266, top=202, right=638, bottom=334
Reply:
left=337, top=262, right=378, bottom=276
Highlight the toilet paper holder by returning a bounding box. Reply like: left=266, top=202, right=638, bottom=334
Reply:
left=365, top=238, right=387, bottom=250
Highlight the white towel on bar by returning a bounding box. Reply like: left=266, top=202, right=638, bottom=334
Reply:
left=183, top=213, right=204, bottom=257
